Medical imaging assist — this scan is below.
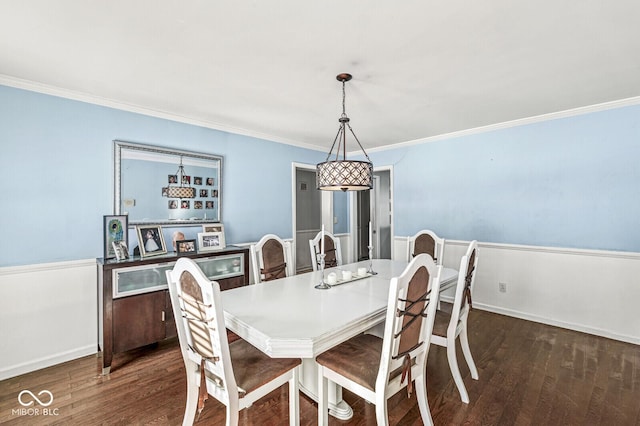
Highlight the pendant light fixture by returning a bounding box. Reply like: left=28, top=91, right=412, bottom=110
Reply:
left=163, top=156, right=196, bottom=199
left=316, top=73, right=373, bottom=191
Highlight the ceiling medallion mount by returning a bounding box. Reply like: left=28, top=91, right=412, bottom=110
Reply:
left=336, top=73, right=352, bottom=82
left=316, top=73, right=373, bottom=192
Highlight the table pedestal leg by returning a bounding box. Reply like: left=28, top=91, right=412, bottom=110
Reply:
left=299, top=358, right=353, bottom=420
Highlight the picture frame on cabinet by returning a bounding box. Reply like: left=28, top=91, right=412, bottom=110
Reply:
left=103, top=215, right=128, bottom=260
left=176, top=239, right=197, bottom=255
left=136, top=225, right=167, bottom=257
left=202, top=223, right=224, bottom=234
left=112, top=240, right=130, bottom=261
left=198, top=231, right=225, bottom=252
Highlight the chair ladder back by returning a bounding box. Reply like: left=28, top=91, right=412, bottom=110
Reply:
left=172, top=264, right=235, bottom=418
left=179, top=270, right=220, bottom=361
left=260, top=238, right=288, bottom=281
left=392, top=265, right=431, bottom=396
left=379, top=255, right=441, bottom=399
left=412, top=234, right=436, bottom=261
left=463, top=247, right=476, bottom=310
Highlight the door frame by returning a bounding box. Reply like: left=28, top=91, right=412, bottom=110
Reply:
left=291, top=162, right=332, bottom=272
left=349, top=165, right=394, bottom=262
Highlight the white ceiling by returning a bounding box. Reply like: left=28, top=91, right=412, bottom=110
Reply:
left=1, top=1, right=640, bottom=151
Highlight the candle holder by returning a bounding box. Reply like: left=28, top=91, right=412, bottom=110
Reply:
left=367, top=244, right=377, bottom=275
left=315, top=253, right=332, bottom=289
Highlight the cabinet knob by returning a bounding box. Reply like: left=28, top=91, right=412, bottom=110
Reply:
left=161, top=311, right=165, bottom=322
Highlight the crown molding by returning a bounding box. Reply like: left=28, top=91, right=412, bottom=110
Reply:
left=3, top=74, right=639, bottom=156
left=0, top=74, right=325, bottom=152
left=365, top=95, right=640, bottom=154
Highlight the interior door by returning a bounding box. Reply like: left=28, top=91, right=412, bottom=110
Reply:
left=355, top=169, right=392, bottom=261
left=294, top=167, right=322, bottom=273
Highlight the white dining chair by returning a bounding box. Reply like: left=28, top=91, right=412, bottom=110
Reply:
left=166, top=257, right=301, bottom=425
left=316, top=253, right=442, bottom=426
left=250, top=234, right=294, bottom=283
left=431, top=240, right=479, bottom=403
left=407, top=229, right=445, bottom=265
left=309, top=230, right=342, bottom=271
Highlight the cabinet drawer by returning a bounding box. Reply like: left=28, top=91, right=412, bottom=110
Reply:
left=195, top=253, right=244, bottom=281
left=113, top=262, right=174, bottom=298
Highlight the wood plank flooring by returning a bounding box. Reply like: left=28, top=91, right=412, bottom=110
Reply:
left=1, top=308, right=638, bottom=425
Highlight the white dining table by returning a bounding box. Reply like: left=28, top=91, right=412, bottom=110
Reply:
left=221, top=258, right=458, bottom=420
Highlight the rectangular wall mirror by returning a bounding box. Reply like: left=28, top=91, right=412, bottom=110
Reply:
left=114, top=140, right=223, bottom=225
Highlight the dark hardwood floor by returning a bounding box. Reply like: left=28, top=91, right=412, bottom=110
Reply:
left=1, top=308, right=638, bottom=425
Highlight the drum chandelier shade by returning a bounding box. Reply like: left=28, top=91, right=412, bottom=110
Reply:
left=163, top=156, right=196, bottom=199
left=316, top=73, right=373, bottom=192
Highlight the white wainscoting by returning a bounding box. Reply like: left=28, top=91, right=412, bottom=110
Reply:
left=0, top=259, right=98, bottom=381
left=2, top=239, right=637, bottom=380
left=395, top=237, right=640, bottom=345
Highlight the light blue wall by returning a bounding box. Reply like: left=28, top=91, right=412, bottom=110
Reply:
left=367, top=104, right=640, bottom=252
left=2, top=85, right=638, bottom=267
left=0, top=85, right=323, bottom=267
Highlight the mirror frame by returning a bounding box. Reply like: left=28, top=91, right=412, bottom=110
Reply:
left=114, top=140, right=223, bottom=225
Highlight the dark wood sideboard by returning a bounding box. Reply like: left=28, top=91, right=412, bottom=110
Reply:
left=97, top=245, right=249, bottom=374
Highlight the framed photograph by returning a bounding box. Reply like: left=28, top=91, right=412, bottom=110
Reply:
left=202, top=223, right=224, bottom=234
left=200, top=189, right=208, bottom=197
left=198, top=232, right=225, bottom=252
left=103, top=215, right=128, bottom=260
left=136, top=225, right=167, bottom=257
left=193, top=176, right=203, bottom=185
left=112, top=240, right=130, bottom=261
left=205, top=201, right=214, bottom=209
left=206, top=177, right=214, bottom=186
left=176, top=239, right=197, bottom=255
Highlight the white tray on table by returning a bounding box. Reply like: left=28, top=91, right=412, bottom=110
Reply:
left=325, top=271, right=374, bottom=287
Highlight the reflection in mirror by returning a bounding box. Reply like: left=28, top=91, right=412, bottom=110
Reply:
left=333, top=191, right=349, bottom=234
left=114, top=141, right=222, bottom=224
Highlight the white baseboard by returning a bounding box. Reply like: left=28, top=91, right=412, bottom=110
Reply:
left=473, top=302, right=639, bottom=345
left=0, top=345, right=97, bottom=381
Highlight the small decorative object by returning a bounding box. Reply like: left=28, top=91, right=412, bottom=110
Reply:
left=103, top=215, right=128, bottom=260
left=315, top=224, right=331, bottom=289
left=136, top=225, right=167, bottom=257
left=367, top=220, right=377, bottom=275
left=172, top=231, right=185, bottom=252
left=112, top=240, right=129, bottom=261
left=176, top=239, right=197, bottom=255
left=198, top=231, right=225, bottom=252
left=232, top=258, right=241, bottom=272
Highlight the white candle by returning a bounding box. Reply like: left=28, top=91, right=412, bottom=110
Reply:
left=321, top=224, right=325, bottom=256
left=369, top=221, right=373, bottom=248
